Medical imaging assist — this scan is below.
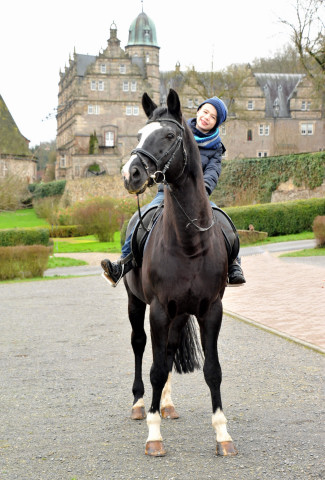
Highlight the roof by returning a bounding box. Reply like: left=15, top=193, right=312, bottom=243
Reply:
left=254, top=73, right=305, bottom=118
left=75, top=54, right=97, bottom=76
left=0, top=95, right=32, bottom=156
left=127, top=11, right=159, bottom=47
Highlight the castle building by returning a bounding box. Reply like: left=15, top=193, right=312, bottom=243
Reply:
left=56, top=12, right=159, bottom=180
left=55, top=11, right=324, bottom=180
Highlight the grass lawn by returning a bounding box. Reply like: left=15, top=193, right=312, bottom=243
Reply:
left=52, top=232, right=121, bottom=254
left=47, top=257, right=88, bottom=268
left=243, top=231, right=314, bottom=247
left=280, top=247, right=325, bottom=257
left=0, top=208, right=49, bottom=229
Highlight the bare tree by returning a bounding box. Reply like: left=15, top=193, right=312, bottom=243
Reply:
left=279, top=0, right=325, bottom=92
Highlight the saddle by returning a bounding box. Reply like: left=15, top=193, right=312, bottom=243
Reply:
left=127, top=203, right=239, bottom=268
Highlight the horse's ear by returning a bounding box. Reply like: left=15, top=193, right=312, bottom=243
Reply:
left=142, top=93, right=157, bottom=118
left=167, top=89, right=182, bottom=119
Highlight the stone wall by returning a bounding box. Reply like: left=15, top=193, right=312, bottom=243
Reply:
left=271, top=179, right=325, bottom=203
left=59, top=175, right=156, bottom=207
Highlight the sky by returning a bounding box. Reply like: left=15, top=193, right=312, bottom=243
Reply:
left=1, top=0, right=298, bottom=147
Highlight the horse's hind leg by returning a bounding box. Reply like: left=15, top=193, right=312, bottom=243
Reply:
left=126, top=287, right=147, bottom=420
left=200, top=300, right=238, bottom=456
left=161, top=372, right=179, bottom=419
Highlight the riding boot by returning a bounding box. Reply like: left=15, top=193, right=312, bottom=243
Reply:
left=101, top=254, right=134, bottom=287
left=227, top=258, right=246, bottom=286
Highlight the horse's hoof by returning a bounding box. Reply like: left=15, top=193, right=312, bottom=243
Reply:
left=131, top=406, right=146, bottom=420
left=216, top=441, right=238, bottom=456
left=145, top=440, right=166, bottom=457
left=161, top=406, right=179, bottom=419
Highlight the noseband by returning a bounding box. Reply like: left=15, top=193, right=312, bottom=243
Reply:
left=131, top=118, right=188, bottom=186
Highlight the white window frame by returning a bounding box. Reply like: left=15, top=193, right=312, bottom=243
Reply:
left=91, top=80, right=96, bottom=91
left=126, top=106, right=132, bottom=116
left=146, top=54, right=150, bottom=63
left=133, top=106, right=139, bottom=116
left=88, top=105, right=100, bottom=115
left=247, top=100, right=254, bottom=110
left=301, top=101, right=311, bottom=111
left=259, top=124, right=270, bottom=136
left=60, top=155, right=66, bottom=168
left=120, top=64, right=126, bottom=74
left=98, top=80, right=104, bottom=91
left=301, top=123, right=314, bottom=135
left=131, top=81, right=137, bottom=92
left=88, top=105, right=93, bottom=114
left=100, top=64, right=106, bottom=73
left=105, top=131, right=114, bottom=147
left=123, top=81, right=129, bottom=92
left=257, top=151, right=268, bottom=158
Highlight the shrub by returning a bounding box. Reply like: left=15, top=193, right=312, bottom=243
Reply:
left=224, top=198, right=325, bottom=236
left=312, top=216, right=325, bottom=247
left=0, top=245, right=51, bottom=280
left=32, top=180, right=66, bottom=199
left=49, top=225, right=88, bottom=238
left=33, top=196, right=61, bottom=223
left=0, top=228, right=50, bottom=247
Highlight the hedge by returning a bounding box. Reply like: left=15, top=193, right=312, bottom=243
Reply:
left=224, top=198, right=325, bottom=236
left=28, top=180, right=66, bottom=199
left=49, top=225, right=88, bottom=238
left=0, top=228, right=50, bottom=247
left=0, top=245, right=51, bottom=280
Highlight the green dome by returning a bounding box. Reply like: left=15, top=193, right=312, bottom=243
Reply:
left=127, top=12, right=159, bottom=47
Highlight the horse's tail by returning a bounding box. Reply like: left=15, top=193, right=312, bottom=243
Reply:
left=173, top=316, right=204, bottom=374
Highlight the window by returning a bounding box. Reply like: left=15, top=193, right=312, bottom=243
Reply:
left=126, top=106, right=139, bottom=116
left=100, top=64, right=106, bottom=73
left=105, top=131, right=114, bottom=147
left=91, top=80, right=96, bottom=91
left=247, top=100, right=254, bottom=110
left=187, top=99, right=194, bottom=109
left=131, top=81, right=137, bottom=92
left=301, top=101, right=311, bottom=111
left=258, top=152, right=268, bottom=157
left=120, top=64, right=126, bottom=74
left=259, top=124, right=270, bottom=136
left=98, top=80, right=104, bottom=91
left=146, top=54, right=150, bottom=63
left=123, top=81, right=129, bottom=92
left=301, top=123, right=314, bottom=135
left=88, top=105, right=100, bottom=114
left=247, top=129, right=252, bottom=141
left=60, top=155, right=66, bottom=168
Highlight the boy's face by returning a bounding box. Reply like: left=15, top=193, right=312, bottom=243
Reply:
left=196, top=103, right=217, bottom=133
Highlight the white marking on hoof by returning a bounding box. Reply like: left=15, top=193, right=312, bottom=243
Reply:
left=132, top=398, right=145, bottom=409
left=212, top=408, right=233, bottom=443
left=146, top=412, right=163, bottom=442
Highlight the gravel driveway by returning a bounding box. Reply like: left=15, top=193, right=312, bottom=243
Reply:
left=0, top=275, right=324, bottom=480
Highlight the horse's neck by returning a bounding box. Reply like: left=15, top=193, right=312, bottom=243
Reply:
left=163, top=178, right=214, bottom=251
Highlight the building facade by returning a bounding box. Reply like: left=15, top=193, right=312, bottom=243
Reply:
left=55, top=11, right=324, bottom=179
left=0, top=95, right=36, bottom=183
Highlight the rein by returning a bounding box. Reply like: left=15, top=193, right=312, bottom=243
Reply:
left=134, top=116, right=214, bottom=233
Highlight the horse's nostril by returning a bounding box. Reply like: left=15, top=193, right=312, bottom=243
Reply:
left=131, top=166, right=141, bottom=179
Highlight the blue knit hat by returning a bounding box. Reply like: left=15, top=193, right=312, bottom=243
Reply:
left=197, top=97, right=227, bottom=128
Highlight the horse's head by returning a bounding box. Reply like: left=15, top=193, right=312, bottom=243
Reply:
left=122, top=89, right=187, bottom=194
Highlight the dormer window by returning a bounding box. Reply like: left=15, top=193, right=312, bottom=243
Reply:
left=100, top=64, right=106, bottom=73
left=247, top=100, right=254, bottom=110
left=120, top=64, right=126, bottom=74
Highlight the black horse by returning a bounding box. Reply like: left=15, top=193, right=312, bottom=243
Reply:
left=121, top=89, right=237, bottom=457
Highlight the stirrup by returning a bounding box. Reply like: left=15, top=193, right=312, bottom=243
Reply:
left=101, top=263, right=124, bottom=288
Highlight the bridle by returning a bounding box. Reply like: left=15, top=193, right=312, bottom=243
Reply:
left=130, top=118, right=188, bottom=186
left=132, top=116, right=215, bottom=233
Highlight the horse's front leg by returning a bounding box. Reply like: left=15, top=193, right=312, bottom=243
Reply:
left=126, top=287, right=147, bottom=420
left=145, top=300, right=169, bottom=456
left=200, top=299, right=238, bottom=456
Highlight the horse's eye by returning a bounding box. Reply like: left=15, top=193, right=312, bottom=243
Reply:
left=167, top=132, right=175, bottom=140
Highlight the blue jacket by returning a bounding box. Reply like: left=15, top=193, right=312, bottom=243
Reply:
left=188, top=118, right=226, bottom=195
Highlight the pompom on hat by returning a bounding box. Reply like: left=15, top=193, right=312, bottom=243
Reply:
left=197, top=97, right=227, bottom=128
